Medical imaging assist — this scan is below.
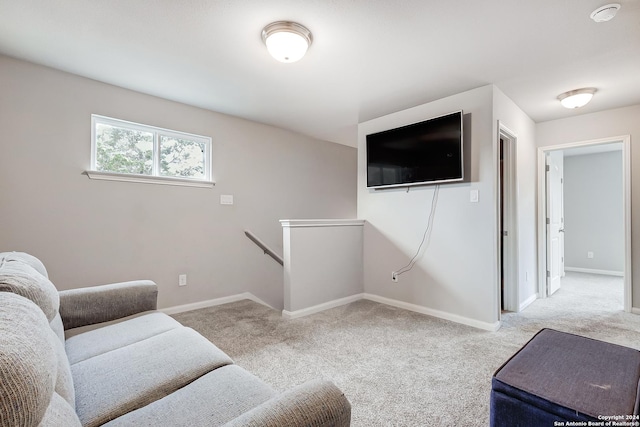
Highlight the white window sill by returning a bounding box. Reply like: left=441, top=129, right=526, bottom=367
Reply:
left=85, top=170, right=215, bottom=188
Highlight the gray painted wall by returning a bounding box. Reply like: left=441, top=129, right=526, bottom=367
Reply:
left=357, top=85, right=538, bottom=328
left=0, top=55, right=357, bottom=310
left=492, top=88, right=538, bottom=308
left=536, top=104, right=639, bottom=306
left=563, top=150, right=624, bottom=273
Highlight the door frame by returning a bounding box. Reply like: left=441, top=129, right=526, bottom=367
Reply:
left=545, top=150, right=564, bottom=296
left=536, top=135, right=631, bottom=311
left=498, top=123, right=519, bottom=313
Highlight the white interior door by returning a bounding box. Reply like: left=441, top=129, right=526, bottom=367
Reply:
left=546, top=151, right=564, bottom=295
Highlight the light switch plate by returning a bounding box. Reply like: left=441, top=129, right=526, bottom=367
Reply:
left=220, top=195, right=234, bottom=205
left=470, top=190, right=479, bottom=203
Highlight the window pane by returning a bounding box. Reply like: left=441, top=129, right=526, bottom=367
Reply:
left=95, top=123, right=153, bottom=175
left=159, top=135, right=206, bottom=179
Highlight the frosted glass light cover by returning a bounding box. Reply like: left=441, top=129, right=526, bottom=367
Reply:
left=265, top=31, right=309, bottom=63
left=558, top=88, right=596, bottom=109
left=560, top=93, right=594, bottom=109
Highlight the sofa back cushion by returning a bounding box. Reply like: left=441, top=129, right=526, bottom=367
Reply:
left=0, top=292, right=58, bottom=426
left=0, top=251, right=49, bottom=278
left=41, top=392, right=82, bottom=427
left=0, top=257, right=59, bottom=322
left=50, top=312, right=66, bottom=343
left=51, top=326, right=76, bottom=409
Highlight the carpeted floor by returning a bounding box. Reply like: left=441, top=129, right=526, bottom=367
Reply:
left=172, top=272, right=639, bottom=426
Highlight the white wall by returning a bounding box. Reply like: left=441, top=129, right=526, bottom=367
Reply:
left=492, top=88, right=538, bottom=309
left=281, top=219, right=364, bottom=316
left=357, top=85, right=539, bottom=329
left=358, top=85, right=499, bottom=329
left=563, top=150, right=624, bottom=274
left=0, top=55, right=357, bottom=310
left=536, top=104, right=640, bottom=306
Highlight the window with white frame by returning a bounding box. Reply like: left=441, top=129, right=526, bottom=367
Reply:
left=88, top=115, right=213, bottom=187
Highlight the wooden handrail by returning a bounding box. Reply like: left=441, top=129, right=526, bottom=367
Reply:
left=244, top=230, right=283, bottom=266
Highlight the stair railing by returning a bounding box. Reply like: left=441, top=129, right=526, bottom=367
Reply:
left=244, top=230, right=283, bottom=266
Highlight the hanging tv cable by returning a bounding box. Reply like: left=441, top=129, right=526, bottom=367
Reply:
left=393, top=185, right=440, bottom=279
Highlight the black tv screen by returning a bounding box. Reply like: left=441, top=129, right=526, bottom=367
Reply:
left=366, top=111, right=463, bottom=188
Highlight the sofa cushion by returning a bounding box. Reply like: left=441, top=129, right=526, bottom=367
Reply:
left=0, top=251, right=49, bottom=278
left=39, top=392, right=82, bottom=427
left=50, top=329, right=75, bottom=409
left=65, top=311, right=182, bottom=365
left=102, top=365, right=277, bottom=427
left=71, top=327, right=233, bottom=427
left=0, top=293, right=57, bottom=426
left=50, top=312, right=65, bottom=343
left=0, top=258, right=59, bottom=321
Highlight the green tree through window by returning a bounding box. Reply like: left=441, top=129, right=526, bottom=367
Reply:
left=160, top=136, right=205, bottom=179
left=96, top=124, right=153, bottom=174
left=91, top=115, right=211, bottom=184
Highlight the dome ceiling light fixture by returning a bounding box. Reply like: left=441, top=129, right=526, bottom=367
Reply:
left=261, top=21, right=313, bottom=63
left=557, top=88, right=597, bottom=109
left=590, top=3, right=621, bottom=22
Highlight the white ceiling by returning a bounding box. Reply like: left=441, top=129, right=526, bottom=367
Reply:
left=1, top=1, right=639, bottom=147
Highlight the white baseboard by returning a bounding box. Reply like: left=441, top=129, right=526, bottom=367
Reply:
left=282, top=294, right=364, bottom=320
left=631, top=307, right=640, bottom=316
left=519, top=293, right=538, bottom=312
left=160, top=292, right=272, bottom=315
left=244, top=293, right=275, bottom=309
left=362, top=293, right=501, bottom=332
left=564, top=267, right=624, bottom=277
left=162, top=291, right=502, bottom=332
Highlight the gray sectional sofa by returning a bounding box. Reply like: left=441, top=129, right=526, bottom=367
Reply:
left=0, top=252, right=351, bottom=426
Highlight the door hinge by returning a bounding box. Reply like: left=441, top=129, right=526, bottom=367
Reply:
left=546, top=270, right=551, bottom=278
left=546, top=218, right=550, bottom=225
left=546, top=165, right=550, bottom=172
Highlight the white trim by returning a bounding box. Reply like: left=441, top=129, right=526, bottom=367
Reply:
left=623, top=139, right=632, bottom=313
left=160, top=292, right=272, bottom=315
left=363, top=293, right=501, bottom=331
left=497, top=123, right=520, bottom=314
left=564, top=267, right=624, bottom=277
left=537, top=135, right=631, bottom=312
left=519, top=293, right=537, bottom=311
left=282, top=294, right=364, bottom=319
left=282, top=292, right=501, bottom=331
left=537, top=148, right=547, bottom=298
left=86, top=170, right=215, bottom=188
left=631, top=307, right=640, bottom=316
left=161, top=290, right=503, bottom=331
left=280, top=219, right=365, bottom=228
left=90, top=114, right=213, bottom=184
left=245, top=293, right=275, bottom=309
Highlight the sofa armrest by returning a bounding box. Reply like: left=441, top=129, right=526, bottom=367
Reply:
left=224, top=380, right=351, bottom=427
left=59, top=280, right=158, bottom=330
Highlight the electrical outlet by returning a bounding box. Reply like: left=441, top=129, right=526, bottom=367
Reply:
left=391, top=271, right=398, bottom=283
left=587, top=251, right=594, bottom=259
left=179, top=274, right=187, bottom=286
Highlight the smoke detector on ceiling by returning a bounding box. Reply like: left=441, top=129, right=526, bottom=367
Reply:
left=590, top=3, right=621, bottom=22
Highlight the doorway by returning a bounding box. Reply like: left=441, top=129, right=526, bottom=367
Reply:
left=537, top=136, right=631, bottom=312
left=498, top=125, right=518, bottom=313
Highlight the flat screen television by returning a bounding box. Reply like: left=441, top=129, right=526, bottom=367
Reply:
left=366, top=111, right=463, bottom=188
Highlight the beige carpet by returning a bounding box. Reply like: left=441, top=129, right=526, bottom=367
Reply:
left=173, top=272, right=639, bottom=426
